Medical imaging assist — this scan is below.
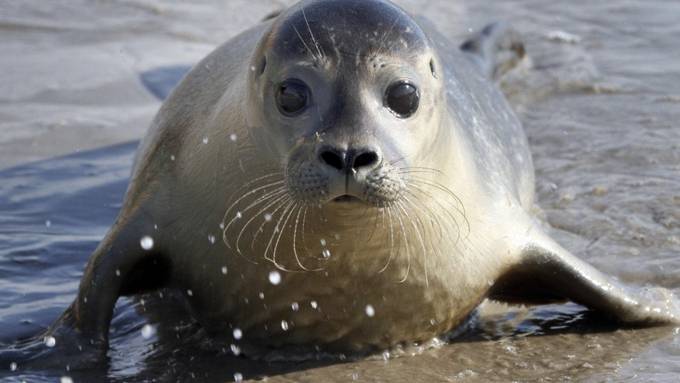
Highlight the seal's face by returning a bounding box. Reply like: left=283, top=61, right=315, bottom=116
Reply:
left=247, top=0, right=444, bottom=208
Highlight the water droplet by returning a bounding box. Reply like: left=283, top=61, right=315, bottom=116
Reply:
left=170, top=155, right=176, bottom=161
left=202, top=136, right=209, bottom=144
left=208, top=235, right=216, bottom=244
left=382, top=351, right=390, bottom=361
left=281, top=320, right=289, bottom=331
left=45, top=220, right=51, bottom=228
left=320, top=239, right=327, bottom=246
left=455, top=369, right=478, bottom=379
left=291, top=302, right=299, bottom=311
left=230, top=133, right=238, bottom=142
left=141, top=324, right=155, bottom=339
left=231, top=344, right=241, bottom=356
left=236, top=211, right=242, bottom=219
left=60, top=377, right=74, bottom=383
left=140, top=236, right=154, bottom=250
left=503, top=343, right=517, bottom=354
left=115, top=269, right=121, bottom=277
left=310, top=301, right=318, bottom=309
left=258, top=292, right=265, bottom=299
left=221, top=266, right=228, bottom=275
left=187, top=289, right=193, bottom=297
left=9, top=362, right=17, bottom=371
left=44, top=336, right=56, bottom=347
left=219, top=222, right=225, bottom=230
left=352, top=372, right=359, bottom=380
left=322, top=249, right=331, bottom=259
left=268, top=271, right=282, bottom=285
left=264, top=213, right=273, bottom=222
left=365, top=304, right=375, bottom=317
left=233, top=328, right=243, bottom=340
left=250, top=65, right=256, bottom=72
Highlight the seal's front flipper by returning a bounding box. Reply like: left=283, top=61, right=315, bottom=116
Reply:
left=0, top=304, right=106, bottom=371
left=461, top=22, right=526, bottom=80
left=0, top=215, right=168, bottom=371
left=489, top=234, right=680, bottom=324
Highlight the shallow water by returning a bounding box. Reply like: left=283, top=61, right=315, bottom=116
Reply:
left=1, top=0, right=679, bottom=382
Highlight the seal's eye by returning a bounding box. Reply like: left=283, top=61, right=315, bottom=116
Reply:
left=276, top=79, right=309, bottom=116
left=385, top=81, right=419, bottom=118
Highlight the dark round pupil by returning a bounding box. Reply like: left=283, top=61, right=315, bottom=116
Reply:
left=276, top=80, right=308, bottom=115
left=386, top=82, right=419, bottom=118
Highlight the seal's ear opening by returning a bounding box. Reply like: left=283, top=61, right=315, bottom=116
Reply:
left=258, top=56, right=267, bottom=76
left=429, top=58, right=437, bottom=79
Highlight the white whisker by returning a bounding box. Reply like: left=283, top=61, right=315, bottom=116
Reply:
left=292, top=203, right=318, bottom=271
left=235, top=191, right=288, bottom=254
left=407, top=177, right=470, bottom=237
left=378, top=206, right=396, bottom=274
left=222, top=180, right=285, bottom=233
left=292, top=24, right=318, bottom=62
left=250, top=196, right=291, bottom=251
left=398, top=199, right=430, bottom=287
left=393, top=203, right=411, bottom=283
left=264, top=200, right=294, bottom=267
left=302, top=7, right=325, bottom=60
left=271, top=201, right=299, bottom=270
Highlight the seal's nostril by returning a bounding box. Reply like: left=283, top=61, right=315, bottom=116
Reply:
left=353, top=151, right=379, bottom=169
left=319, top=146, right=379, bottom=171
left=320, top=149, right=345, bottom=170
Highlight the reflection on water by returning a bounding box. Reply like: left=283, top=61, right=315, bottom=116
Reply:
left=1, top=0, right=679, bottom=381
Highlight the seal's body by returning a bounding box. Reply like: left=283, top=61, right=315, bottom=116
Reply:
left=4, top=0, right=677, bottom=368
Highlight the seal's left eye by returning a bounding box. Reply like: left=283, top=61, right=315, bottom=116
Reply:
left=385, top=81, right=419, bottom=118
left=276, top=79, right=309, bottom=116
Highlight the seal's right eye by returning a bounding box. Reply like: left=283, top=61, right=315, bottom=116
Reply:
left=275, top=79, right=309, bottom=116
left=385, top=81, right=419, bottom=118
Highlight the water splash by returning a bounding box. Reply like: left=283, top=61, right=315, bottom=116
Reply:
left=269, top=271, right=282, bottom=285
left=233, top=328, right=243, bottom=340
left=140, top=236, right=154, bottom=250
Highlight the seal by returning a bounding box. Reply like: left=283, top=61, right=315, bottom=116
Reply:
left=3, top=0, right=678, bottom=369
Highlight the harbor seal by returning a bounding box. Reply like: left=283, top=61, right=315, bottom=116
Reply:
left=3, top=0, right=678, bottom=370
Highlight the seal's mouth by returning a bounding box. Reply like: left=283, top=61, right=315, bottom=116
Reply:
left=332, top=194, right=363, bottom=203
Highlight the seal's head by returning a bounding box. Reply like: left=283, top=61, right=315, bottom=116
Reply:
left=247, top=0, right=446, bottom=208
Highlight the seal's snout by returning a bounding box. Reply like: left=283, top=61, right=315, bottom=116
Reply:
left=317, top=145, right=381, bottom=173
left=311, top=142, right=401, bottom=207
left=286, top=142, right=401, bottom=207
